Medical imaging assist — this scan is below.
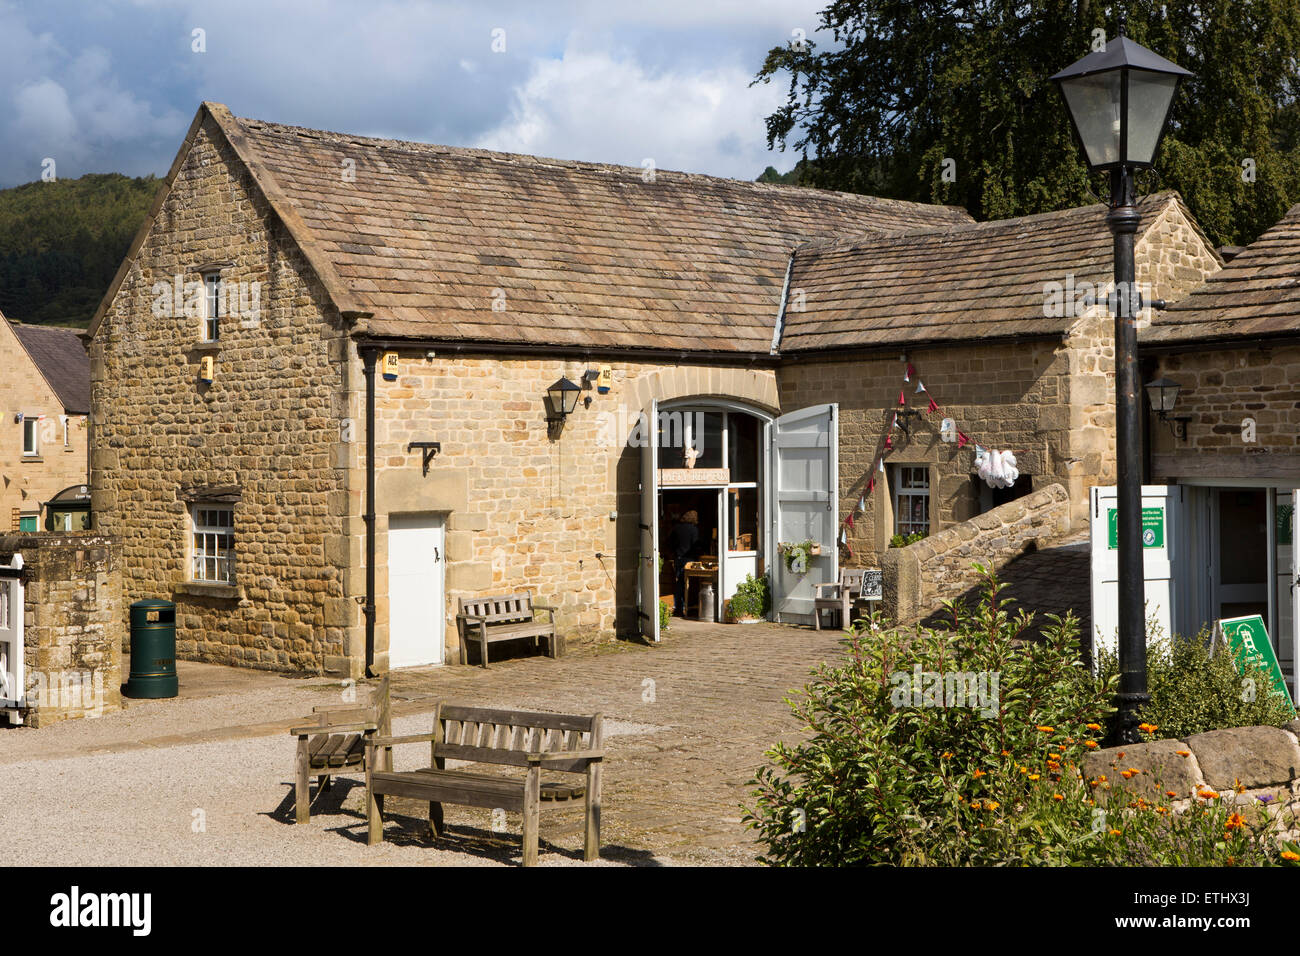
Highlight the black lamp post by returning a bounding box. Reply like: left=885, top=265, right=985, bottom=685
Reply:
left=1052, top=20, right=1192, bottom=744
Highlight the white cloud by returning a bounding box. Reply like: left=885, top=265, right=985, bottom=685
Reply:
left=477, top=46, right=789, bottom=179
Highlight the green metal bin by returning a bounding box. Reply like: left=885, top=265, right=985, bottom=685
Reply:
left=124, top=599, right=178, bottom=699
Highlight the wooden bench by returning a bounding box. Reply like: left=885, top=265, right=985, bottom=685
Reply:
left=365, top=702, right=603, bottom=866
left=290, top=677, right=390, bottom=824
left=456, top=592, right=563, bottom=668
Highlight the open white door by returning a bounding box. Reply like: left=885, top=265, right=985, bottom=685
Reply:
left=639, top=398, right=660, bottom=641
left=0, top=553, right=24, bottom=723
left=768, top=403, right=838, bottom=624
left=1280, top=489, right=1299, bottom=700
left=1089, top=484, right=1179, bottom=661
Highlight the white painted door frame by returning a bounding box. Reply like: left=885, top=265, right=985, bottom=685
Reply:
left=387, top=512, right=446, bottom=668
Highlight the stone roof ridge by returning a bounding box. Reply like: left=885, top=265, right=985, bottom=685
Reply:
left=792, top=191, right=1180, bottom=257
left=231, top=113, right=973, bottom=219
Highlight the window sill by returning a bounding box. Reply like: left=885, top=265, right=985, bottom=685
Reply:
left=176, top=580, right=240, bottom=600
left=192, top=341, right=221, bottom=353
left=20, top=455, right=43, bottom=463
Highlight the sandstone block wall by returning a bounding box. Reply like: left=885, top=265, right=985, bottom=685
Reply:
left=88, top=116, right=353, bottom=675
left=366, top=351, right=779, bottom=667
left=883, top=483, right=1071, bottom=622
left=0, top=533, right=122, bottom=728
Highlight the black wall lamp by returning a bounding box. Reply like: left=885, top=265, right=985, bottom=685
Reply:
left=1145, top=377, right=1190, bottom=440
left=546, top=377, right=581, bottom=434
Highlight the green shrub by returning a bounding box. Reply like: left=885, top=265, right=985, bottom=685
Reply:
left=889, top=531, right=927, bottom=548
left=658, top=598, right=671, bottom=632
left=744, top=566, right=1300, bottom=866
left=1095, top=627, right=1294, bottom=741
left=729, top=574, right=769, bottom=620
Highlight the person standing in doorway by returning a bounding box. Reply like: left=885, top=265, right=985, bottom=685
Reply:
left=668, top=510, right=700, bottom=617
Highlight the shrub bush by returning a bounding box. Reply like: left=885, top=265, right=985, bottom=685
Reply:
left=1095, top=627, right=1294, bottom=741
left=729, top=574, right=769, bottom=620
left=745, top=567, right=1300, bottom=866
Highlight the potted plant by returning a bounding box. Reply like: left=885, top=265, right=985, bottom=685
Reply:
left=726, top=574, right=770, bottom=623
left=779, top=539, right=819, bottom=574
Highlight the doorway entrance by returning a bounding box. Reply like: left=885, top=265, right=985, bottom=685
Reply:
left=387, top=512, right=446, bottom=667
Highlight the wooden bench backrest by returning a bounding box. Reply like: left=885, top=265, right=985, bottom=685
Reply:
left=458, top=592, right=535, bottom=624
left=840, top=568, right=867, bottom=592
left=310, top=676, right=391, bottom=735
left=432, top=702, right=602, bottom=773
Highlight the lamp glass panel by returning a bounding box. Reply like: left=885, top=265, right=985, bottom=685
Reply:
left=1125, top=71, right=1179, bottom=164
left=1061, top=71, right=1122, bottom=168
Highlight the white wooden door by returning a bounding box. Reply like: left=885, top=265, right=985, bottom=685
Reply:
left=1280, top=489, right=1300, bottom=698
left=768, top=403, right=838, bottom=623
left=1089, top=484, right=1178, bottom=660
left=639, top=399, right=660, bottom=641
left=0, top=554, right=24, bottom=718
left=388, top=513, right=445, bottom=667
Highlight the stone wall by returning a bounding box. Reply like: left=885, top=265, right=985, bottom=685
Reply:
left=883, top=483, right=1071, bottom=622
left=0, top=533, right=122, bottom=728
left=1083, top=724, right=1300, bottom=836
left=365, top=351, right=779, bottom=667
left=1148, top=343, right=1300, bottom=481
left=0, top=319, right=89, bottom=531
left=88, top=114, right=354, bottom=676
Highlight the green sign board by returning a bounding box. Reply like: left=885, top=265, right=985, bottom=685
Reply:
left=1106, top=506, right=1165, bottom=550
left=1278, top=502, right=1293, bottom=547
left=1216, top=615, right=1296, bottom=715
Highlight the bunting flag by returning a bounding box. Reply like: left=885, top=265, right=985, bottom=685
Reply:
left=867, top=476, right=875, bottom=493
left=916, top=380, right=926, bottom=393
left=958, top=432, right=970, bottom=449
left=857, top=494, right=867, bottom=512
left=890, top=411, right=899, bottom=430
left=845, top=513, right=855, bottom=529
left=884, top=435, right=893, bottom=450
left=898, top=389, right=906, bottom=406
left=905, top=363, right=915, bottom=381
left=878, top=457, right=886, bottom=473
left=927, top=396, right=939, bottom=414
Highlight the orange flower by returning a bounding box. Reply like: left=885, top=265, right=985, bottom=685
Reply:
left=970, top=801, right=982, bottom=810
left=1226, top=813, right=1246, bottom=830
left=1121, top=770, right=1135, bottom=779
left=1109, top=829, right=1122, bottom=836
left=1052, top=794, right=1064, bottom=801
left=1036, top=726, right=1055, bottom=733
left=1165, top=791, right=1177, bottom=798
left=1000, top=750, right=1010, bottom=757
left=941, top=752, right=953, bottom=759
left=1028, top=774, right=1041, bottom=781
left=1086, top=723, right=1102, bottom=732
left=1176, top=750, right=1190, bottom=757
left=1098, top=775, right=1107, bottom=783
left=1198, top=789, right=1219, bottom=800
left=972, top=769, right=987, bottom=779
left=1138, top=723, right=1158, bottom=733
left=1282, top=851, right=1300, bottom=861
left=986, top=801, right=1000, bottom=811
left=1084, top=740, right=1099, bottom=749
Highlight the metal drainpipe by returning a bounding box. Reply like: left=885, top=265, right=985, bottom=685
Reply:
left=361, top=345, right=379, bottom=676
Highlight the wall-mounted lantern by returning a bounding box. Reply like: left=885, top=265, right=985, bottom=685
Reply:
left=1144, top=377, right=1190, bottom=440
left=546, top=377, right=581, bottom=435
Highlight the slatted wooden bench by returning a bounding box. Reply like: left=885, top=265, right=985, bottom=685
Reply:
left=365, top=702, right=603, bottom=866
left=289, top=677, right=391, bottom=824
left=456, top=592, right=563, bottom=668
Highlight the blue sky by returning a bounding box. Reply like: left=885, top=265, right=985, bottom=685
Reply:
left=0, top=0, right=831, bottom=189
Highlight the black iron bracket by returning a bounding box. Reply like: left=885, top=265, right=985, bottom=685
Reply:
left=407, top=441, right=442, bottom=476
left=896, top=406, right=923, bottom=436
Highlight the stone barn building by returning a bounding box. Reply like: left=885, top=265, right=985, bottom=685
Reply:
left=86, top=102, right=1220, bottom=676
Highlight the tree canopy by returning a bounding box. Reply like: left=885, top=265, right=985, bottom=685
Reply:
left=754, top=1, right=1300, bottom=246
left=0, top=173, right=159, bottom=327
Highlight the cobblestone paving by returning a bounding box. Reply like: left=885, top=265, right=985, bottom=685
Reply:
left=384, top=620, right=847, bottom=865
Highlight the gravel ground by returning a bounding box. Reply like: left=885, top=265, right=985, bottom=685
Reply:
left=1, top=713, right=675, bottom=867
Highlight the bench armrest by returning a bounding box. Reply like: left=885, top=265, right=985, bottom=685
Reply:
left=531, top=604, right=557, bottom=612
left=291, top=720, right=378, bottom=737
left=813, top=584, right=839, bottom=598
left=526, top=748, right=604, bottom=768
left=366, top=732, right=437, bottom=749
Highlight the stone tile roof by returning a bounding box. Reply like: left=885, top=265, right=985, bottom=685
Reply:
left=1141, top=203, right=1300, bottom=347
left=210, top=105, right=972, bottom=354
left=9, top=321, right=90, bottom=413
left=778, top=193, right=1180, bottom=352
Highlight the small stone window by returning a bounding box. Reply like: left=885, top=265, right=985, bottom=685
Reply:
left=21, top=416, right=38, bottom=457
left=891, top=465, right=930, bottom=538
left=201, top=272, right=222, bottom=343
left=191, top=504, right=235, bottom=584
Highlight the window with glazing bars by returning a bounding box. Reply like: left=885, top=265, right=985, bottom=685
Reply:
left=892, top=466, right=930, bottom=537
left=192, top=506, right=234, bottom=583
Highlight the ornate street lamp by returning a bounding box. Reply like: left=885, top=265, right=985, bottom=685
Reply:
left=1052, top=19, right=1192, bottom=744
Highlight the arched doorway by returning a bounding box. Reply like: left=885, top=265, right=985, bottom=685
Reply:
left=654, top=401, right=770, bottom=626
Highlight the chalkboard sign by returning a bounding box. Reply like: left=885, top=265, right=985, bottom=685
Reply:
left=861, top=569, right=883, bottom=601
